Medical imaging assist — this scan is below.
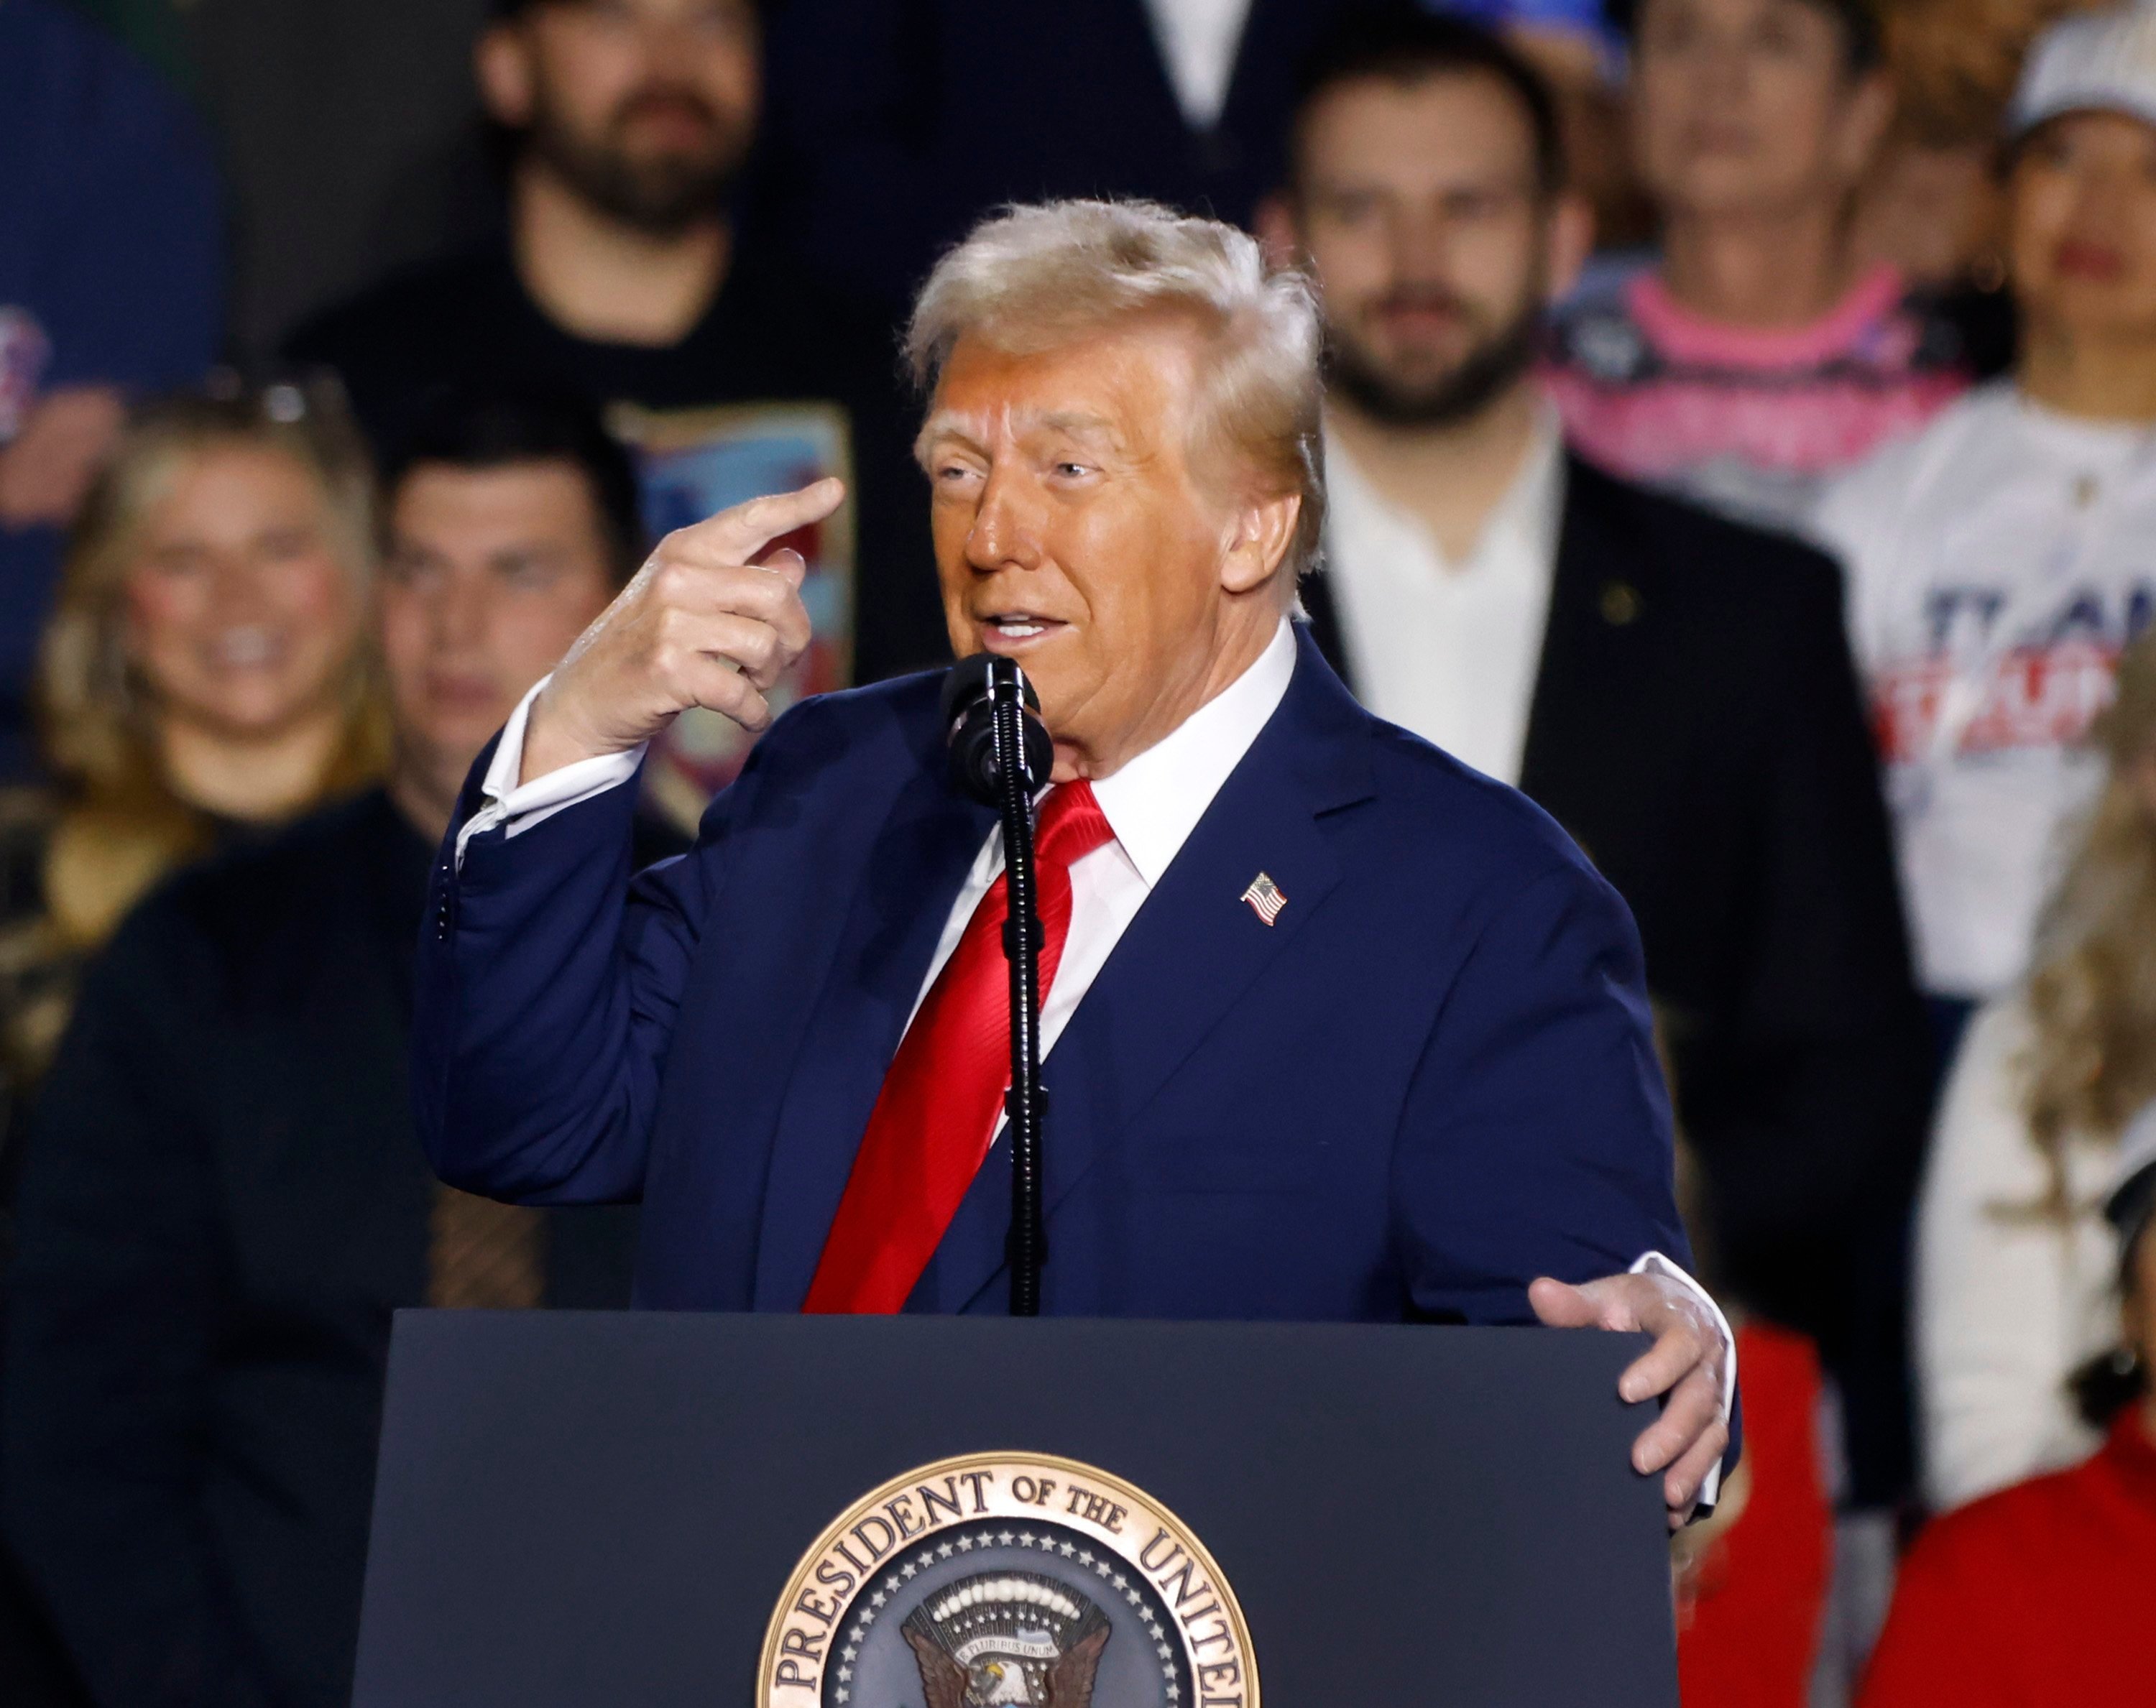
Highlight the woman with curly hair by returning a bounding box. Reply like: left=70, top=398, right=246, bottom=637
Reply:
left=1915, top=625, right=2156, bottom=1511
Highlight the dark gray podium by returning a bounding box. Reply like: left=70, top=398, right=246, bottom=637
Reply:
left=353, top=1312, right=1678, bottom=1707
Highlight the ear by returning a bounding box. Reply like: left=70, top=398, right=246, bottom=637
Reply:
left=1544, top=191, right=1597, bottom=305
left=1253, top=193, right=1302, bottom=271
left=1220, top=490, right=1303, bottom=598
left=474, top=23, right=537, bottom=129
left=1835, top=68, right=1897, bottom=185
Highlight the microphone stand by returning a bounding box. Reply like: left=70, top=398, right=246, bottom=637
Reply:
left=987, top=665, right=1047, bottom=1316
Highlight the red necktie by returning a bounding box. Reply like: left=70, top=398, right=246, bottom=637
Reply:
left=803, top=781, right=1115, bottom=1314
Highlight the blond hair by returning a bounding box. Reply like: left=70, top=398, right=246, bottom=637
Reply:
left=905, top=198, right=1327, bottom=581
left=32, top=382, right=388, bottom=949
left=2021, top=629, right=2156, bottom=1214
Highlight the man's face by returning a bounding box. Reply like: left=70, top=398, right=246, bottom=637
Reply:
left=2009, top=111, right=2156, bottom=351
left=482, top=0, right=760, bottom=233
left=921, top=323, right=1295, bottom=781
left=381, top=461, right=622, bottom=800
left=1631, top=0, right=1886, bottom=222
left=1263, top=72, right=1582, bottom=425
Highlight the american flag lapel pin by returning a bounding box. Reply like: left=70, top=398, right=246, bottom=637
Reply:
left=1240, top=871, right=1287, bottom=926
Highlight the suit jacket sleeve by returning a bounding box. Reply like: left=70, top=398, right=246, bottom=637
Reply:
left=414, top=721, right=791, bottom=1205
left=1390, top=855, right=1743, bottom=1482
left=1391, top=859, right=1694, bottom=1314
left=1, top=904, right=274, bottom=1708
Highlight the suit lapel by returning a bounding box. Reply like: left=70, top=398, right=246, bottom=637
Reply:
left=934, top=632, right=1378, bottom=1312
left=750, top=743, right=998, bottom=1309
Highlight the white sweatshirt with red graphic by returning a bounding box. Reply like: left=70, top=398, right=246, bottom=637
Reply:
left=1816, top=382, right=2156, bottom=999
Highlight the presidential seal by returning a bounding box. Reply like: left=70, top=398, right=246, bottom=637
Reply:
left=760, top=1453, right=1257, bottom=1708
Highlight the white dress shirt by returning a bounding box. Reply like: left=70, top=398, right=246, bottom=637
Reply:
left=461, top=617, right=1732, bottom=1497
left=1319, top=408, right=1566, bottom=785
left=1141, top=0, right=1252, bottom=130
left=909, top=616, right=1296, bottom=1043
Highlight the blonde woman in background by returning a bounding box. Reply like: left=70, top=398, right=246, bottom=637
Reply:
left=1916, top=626, right=2156, bottom=1512
left=0, top=382, right=386, bottom=1104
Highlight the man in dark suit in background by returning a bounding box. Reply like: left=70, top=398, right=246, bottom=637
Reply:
left=1, top=394, right=667, bottom=1708
left=1256, top=12, right=1932, bottom=1509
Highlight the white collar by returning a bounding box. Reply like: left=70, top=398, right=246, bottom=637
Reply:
left=1323, top=402, right=1567, bottom=578
left=1085, top=617, right=1296, bottom=887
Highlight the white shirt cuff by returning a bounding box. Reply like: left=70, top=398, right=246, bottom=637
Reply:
left=1631, top=1250, right=1738, bottom=1510
left=453, top=675, right=647, bottom=869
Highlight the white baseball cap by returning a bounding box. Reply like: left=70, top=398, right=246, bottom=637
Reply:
left=2007, top=1, right=2156, bottom=141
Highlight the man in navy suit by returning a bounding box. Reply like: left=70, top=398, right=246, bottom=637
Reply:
left=417, top=198, right=1737, bottom=1524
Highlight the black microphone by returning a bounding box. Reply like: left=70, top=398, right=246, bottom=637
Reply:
left=939, top=652, right=1055, bottom=1316
left=941, top=653, right=1053, bottom=805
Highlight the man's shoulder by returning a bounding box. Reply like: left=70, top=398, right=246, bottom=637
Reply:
left=1816, top=380, right=2011, bottom=541
left=770, top=668, right=945, bottom=747
left=1566, top=458, right=1846, bottom=638
left=711, top=670, right=948, bottom=805
left=1347, top=696, right=1611, bottom=903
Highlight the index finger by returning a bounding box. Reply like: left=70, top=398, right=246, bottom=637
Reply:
left=683, top=477, right=847, bottom=566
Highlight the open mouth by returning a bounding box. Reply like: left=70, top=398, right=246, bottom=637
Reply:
left=205, top=626, right=284, bottom=670
left=976, top=612, right=1069, bottom=648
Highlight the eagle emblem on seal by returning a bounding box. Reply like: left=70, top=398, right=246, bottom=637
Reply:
left=902, top=1571, right=1110, bottom=1707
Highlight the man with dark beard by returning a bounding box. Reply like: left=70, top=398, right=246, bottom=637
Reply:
left=1258, top=10, right=1935, bottom=1520
left=286, top=0, right=948, bottom=692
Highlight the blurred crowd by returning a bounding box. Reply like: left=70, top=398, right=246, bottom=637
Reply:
left=2, top=0, right=2154, bottom=1704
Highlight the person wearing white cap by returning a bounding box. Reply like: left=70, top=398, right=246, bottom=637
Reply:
left=1863, top=1099, right=2156, bottom=1706
left=1914, top=624, right=2156, bottom=1514
left=1815, top=1, right=2156, bottom=1074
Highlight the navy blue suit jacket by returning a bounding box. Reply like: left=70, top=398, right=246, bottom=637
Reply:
left=417, top=629, right=1707, bottom=1347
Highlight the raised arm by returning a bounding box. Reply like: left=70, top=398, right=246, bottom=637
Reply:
left=412, top=481, right=842, bottom=1204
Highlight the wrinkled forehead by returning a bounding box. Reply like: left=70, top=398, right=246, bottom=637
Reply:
left=914, top=323, right=1204, bottom=463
